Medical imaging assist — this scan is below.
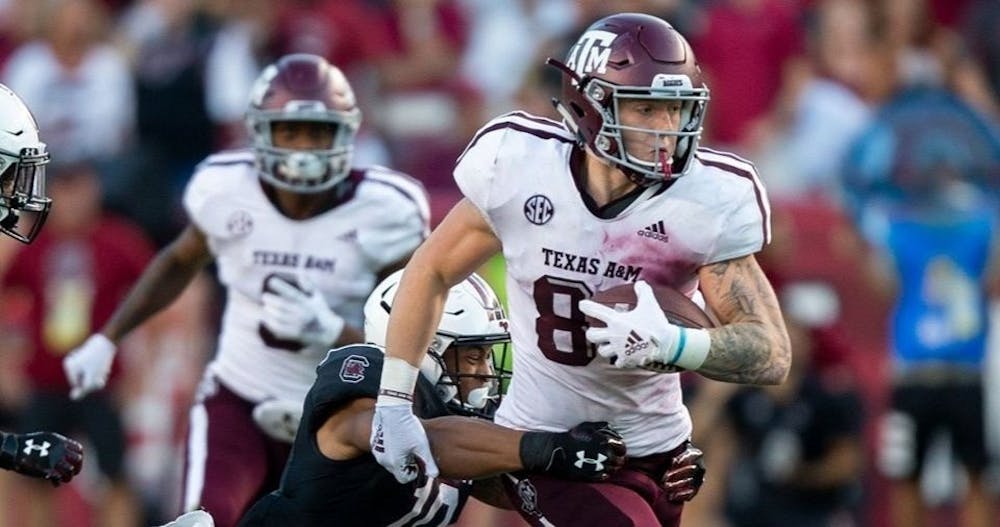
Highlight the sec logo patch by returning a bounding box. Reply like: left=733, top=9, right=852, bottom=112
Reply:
left=524, top=195, right=554, bottom=225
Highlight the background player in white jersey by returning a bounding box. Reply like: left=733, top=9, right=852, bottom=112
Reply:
left=61, top=54, right=430, bottom=526
left=0, top=83, right=83, bottom=487
left=371, top=13, right=788, bottom=527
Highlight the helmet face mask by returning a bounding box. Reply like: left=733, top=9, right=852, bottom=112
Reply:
left=549, top=13, right=710, bottom=184
left=0, top=84, right=51, bottom=243
left=426, top=340, right=511, bottom=419
left=246, top=54, right=361, bottom=194
left=364, top=271, right=512, bottom=419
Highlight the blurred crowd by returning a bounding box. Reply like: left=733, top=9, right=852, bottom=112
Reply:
left=0, top=0, right=996, bottom=525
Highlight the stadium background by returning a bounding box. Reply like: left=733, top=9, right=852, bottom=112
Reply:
left=0, top=0, right=996, bottom=525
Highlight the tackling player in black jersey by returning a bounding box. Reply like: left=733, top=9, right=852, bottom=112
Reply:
left=239, top=271, right=627, bottom=526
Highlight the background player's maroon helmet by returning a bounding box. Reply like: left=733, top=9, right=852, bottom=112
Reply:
left=246, top=54, right=361, bottom=193
left=549, top=13, right=709, bottom=184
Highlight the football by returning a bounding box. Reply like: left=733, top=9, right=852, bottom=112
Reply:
left=585, top=282, right=716, bottom=330
left=585, top=282, right=715, bottom=373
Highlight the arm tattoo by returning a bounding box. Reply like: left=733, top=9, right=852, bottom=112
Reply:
left=697, top=256, right=790, bottom=385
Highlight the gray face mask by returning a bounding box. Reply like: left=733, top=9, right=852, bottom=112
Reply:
left=0, top=168, right=50, bottom=243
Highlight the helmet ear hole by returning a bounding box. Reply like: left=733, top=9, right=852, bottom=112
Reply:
left=569, top=102, right=586, bottom=118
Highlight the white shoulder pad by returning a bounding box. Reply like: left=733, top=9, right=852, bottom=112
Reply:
left=182, top=150, right=256, bottom=239
left=454, top=111, right=574, bottom=214
left=694, top=148, right=772, bottom=262
left=356, top=167, right=431, bottom=268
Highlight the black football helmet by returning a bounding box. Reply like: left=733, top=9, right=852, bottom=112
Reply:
left=549, top=13, right=709, bottom=184
left=246, top=54, right=361, bottom=193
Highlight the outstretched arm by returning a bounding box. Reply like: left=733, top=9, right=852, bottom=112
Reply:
left=321, top=398, right=625, bottom=481
left=63, top=224, right=212, bottom=399
left=101, top=224, right=212, bottom=341
left=373, top=199, right=501, bottom=483
left=384, top=199, right=501, bottom=370
left=698, top=254, right=790, bottom=385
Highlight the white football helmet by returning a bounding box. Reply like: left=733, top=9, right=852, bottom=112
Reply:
left=246, top=54, right=361, bottom=193
left=364, top=270, right=512, bottom=418
left=0, top=84, right=50, bottom=243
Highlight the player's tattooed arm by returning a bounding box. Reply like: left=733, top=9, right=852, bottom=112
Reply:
left=697, top=254, right=790, bottom=385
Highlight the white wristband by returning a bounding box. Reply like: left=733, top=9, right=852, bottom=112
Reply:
left=377, top=357, right=420, bottom=406
left=669, top=328, right=711, bottom=371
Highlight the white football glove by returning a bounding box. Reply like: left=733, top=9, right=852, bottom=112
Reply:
left=252, top=399, right=303, bottom=443
left=261, top=278, right=345, bottom=348
left=370, top=358, right=439, bottom=483
left=157, top=510, right=215, bottom=527
left=63, top=334, right=116, bottom=400
left=579, top=281, right=710, bottom=372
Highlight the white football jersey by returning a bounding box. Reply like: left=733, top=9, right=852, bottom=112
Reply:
left=183, top=150, right=429, bottom=403
left=455, top=112, right=771, bottom=456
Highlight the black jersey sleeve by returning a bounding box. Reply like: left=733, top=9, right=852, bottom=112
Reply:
left=303, top=345, right=384, bottom=430
left=312, top=346, right=384, bottom=402
left=305, top=344, right=450, bottom=428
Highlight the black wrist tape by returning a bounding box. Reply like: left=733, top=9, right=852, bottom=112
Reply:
left=519, top=431, right=558, bottom=472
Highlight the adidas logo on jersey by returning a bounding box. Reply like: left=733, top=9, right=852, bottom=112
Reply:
left=638, top=221, right=669, bottom=243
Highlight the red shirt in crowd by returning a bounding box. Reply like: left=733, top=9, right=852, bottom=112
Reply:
left=691, top=0, right=804, bottom=146
left=2, top=217, right=154, bottom=391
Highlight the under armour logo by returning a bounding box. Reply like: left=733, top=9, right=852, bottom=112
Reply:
left=574, top=450, right=607, bottom=471
left=23, top=439, right=50, bottom=458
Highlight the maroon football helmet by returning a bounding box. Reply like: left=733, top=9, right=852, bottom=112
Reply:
left=549, top=13, right=709, bottom=183
left=246, top=54, right=361, bottom=193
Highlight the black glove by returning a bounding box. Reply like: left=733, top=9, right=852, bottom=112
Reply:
left=662, top=441, right=705, bottom=503
left=520, top=421, right=627, bottom=481
left=0, top=431, right=84, bottom=486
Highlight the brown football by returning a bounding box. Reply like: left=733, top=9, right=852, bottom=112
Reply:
left=585, top=282, right=716, bottom=329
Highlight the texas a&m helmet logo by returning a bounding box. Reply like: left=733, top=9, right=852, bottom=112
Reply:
left=565, top=30, right=617, bottom=76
